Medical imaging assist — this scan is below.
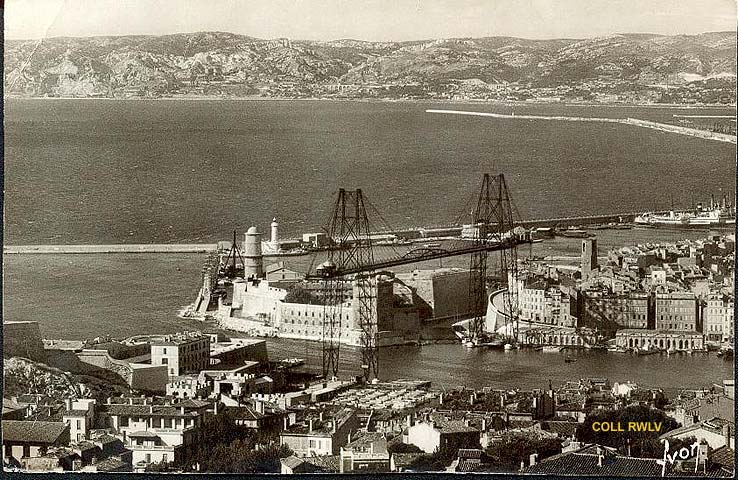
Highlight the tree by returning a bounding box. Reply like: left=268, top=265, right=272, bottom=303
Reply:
left=576, top=405, right=680, bottom=458
left=284, top=285, right=321, bottom=305
left=388, top=442, right=423, bottom=454
left=485, top=434, right=562, bottom=470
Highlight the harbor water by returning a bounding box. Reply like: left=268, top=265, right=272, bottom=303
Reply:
left=3, top=99, right=735, bottom=391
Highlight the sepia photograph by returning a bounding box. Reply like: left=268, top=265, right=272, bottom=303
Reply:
left=2, top=0, right=736, bottom=476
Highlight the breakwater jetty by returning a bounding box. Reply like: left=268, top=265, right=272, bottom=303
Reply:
left=426, top=109, right=737, bottom=144
left=3, top=244, right=219, bottom=254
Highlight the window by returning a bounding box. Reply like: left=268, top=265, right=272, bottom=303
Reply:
left=162, top=358, right=168, bottom=365
left=163, top=348, right=167, bottom=354
left=76, top=419, right=82, bottom=429
left=162, top=454, right=168, bottom=463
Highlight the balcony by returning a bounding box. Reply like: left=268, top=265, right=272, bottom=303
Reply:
left=128, top=444, right=178, bottom=452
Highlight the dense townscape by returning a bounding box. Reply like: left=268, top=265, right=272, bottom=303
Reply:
left=3, top=232, right=735, bottom=474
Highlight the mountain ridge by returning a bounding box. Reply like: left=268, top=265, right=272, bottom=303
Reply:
left=5, top=31, right=736, bottom=101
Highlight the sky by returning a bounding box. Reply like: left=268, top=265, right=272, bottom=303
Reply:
left=4, top=0, right=737, bottom=41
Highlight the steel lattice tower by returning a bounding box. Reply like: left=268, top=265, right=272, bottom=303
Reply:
left=318, top=189, right=378, bottom=380
left=468, top=174, right=520, bottom=342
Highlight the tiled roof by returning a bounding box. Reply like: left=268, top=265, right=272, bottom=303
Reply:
left=2, top=420, right=69, bottom=444
left=63, top=409, right=90, bottom=417
left=661, top=417, right=733, bottom=440
left=391, top=453, right=424, bottom=468
left=458, top=448, right=484, bottom=459
left=101, top=404, right=200, bottom=417
left=93, top=456, right=129, bottom=472
left=542, top=421, right=578, bottom=437
left=710, top=446, right=735, bottom=468
left=302, top=455, right=339, bottom=472
left=346, top=432, right=385, bottom=449
left=128, top=430, right=159, bottom=438
left=523, top=450, right=662, bottom=476
left=227, top=406, right=263, bottom=421
left=280, top=456, right=304, bottom=470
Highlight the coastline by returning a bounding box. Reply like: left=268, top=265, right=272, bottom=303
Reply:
left=4, top=94, right=737, bottom=110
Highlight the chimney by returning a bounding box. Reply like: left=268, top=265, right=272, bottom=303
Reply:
left=65, top=398, right=72, bottom=411
left=255, top=401, right=264, bottom=415
left=529, top=453, right=538, bottom=466
left=309, top=419, right=314, bottom=432
left=696, top=441, right=709, bottom=472
left=597, top=447, right=604, bottom=468
left=149, top=405, right=153, bottom=414
left=319, top=411, right=324, bottom=422
left=214, top=401, right=219, bottom=416
left=439, top=392, right=443, bottom=405
left=406, top=414, right=412, bottom=428
left=723, top=424, right=732, bottom=448
left=283, top=416, right=289, bottom=431
left=482, top=418, right=487, bottom=431
left=180, top=406, right=185, bottom=414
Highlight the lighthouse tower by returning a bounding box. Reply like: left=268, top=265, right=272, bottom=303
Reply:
left=270, top=217, right=279, bottom=246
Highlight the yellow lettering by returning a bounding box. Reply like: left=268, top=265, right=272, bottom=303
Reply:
left=592, top=422, right=601, bottom=432
left=628, top=422, right=636, bottom=431
left=654, top=422, right=662, bottom=432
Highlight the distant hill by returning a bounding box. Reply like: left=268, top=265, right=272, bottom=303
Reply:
left=4, top=31, right=736, bottom=98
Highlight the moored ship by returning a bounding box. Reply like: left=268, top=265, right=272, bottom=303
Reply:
left=634, top=196, right=735, bottom=229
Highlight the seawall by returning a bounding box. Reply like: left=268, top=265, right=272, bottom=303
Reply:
left=3, top=244, right=218, bottom=254
left=426, top=109, right=737, bottom=144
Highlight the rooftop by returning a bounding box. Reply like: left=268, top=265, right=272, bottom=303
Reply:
left=2, top=420, right=69, bottom=444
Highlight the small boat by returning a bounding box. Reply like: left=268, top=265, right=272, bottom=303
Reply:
left=607, top=346, right=629, bottom=354
left=635, top=346, right=660, bottom=356
left=504, top=343, right=513, bottom=351
left=280, top=358, right=305, bottom=367
left=717, top=347, right=734, bottom=359
left=558, top=227, right=592, bottom=238
left=541, top=346, right=563, bottom=353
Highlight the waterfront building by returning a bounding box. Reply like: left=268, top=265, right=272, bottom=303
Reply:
left=655, top=292, right=700, bottom=332
left=150, top=331, right=210, bottom=377
left=396, top=268, right=478, bottom=322
left=615, top=329, right=704, bottom=352
left=279, top=407, right=359, bottom=457
left=265, top=261, right=303, bottom=282
left=210, top=337, right=268, bottom=368
left=704, top=293, right=734, bottom=342
left=512, top=273, right=575, bottom=327
left=576, top=288, right=651, bottom=333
